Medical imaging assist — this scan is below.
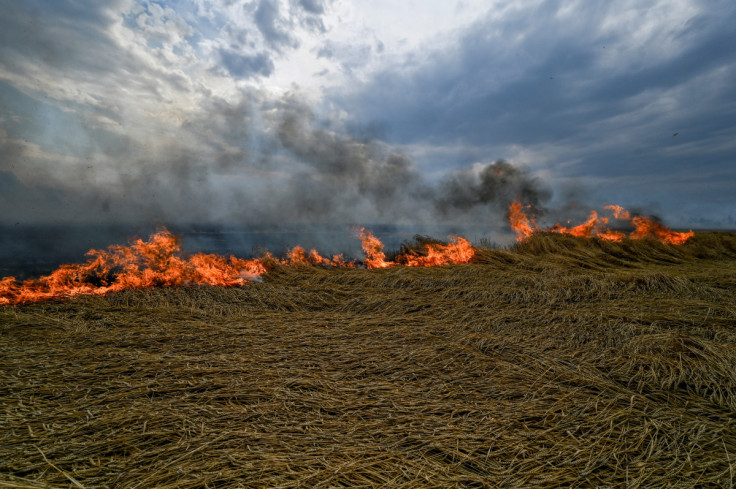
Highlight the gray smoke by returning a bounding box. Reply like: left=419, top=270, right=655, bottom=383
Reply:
left=0, top=92, right=554, bottom=275
left=269, top=96, right=551, bottom=227
left=435, top=159, right=551, bottom=216
left=0, top=84, right=551, bottom=228
left=273, top=99, right=424, bottom=222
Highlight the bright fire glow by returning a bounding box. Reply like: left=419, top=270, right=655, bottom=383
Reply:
left=1, top=227, right=476, bottom=305
left=508, top=201, right=538, bottom=240
left=357, top=228, right=395, bottom=269
left=285, top=246, right=357, bottom=268
left=509, top=201, right=694, bottom=245
left=399, top=237, right=474, bottom=267
left=356, top=228, right=475, bottom=269
left=630, top=216, right=694, bottom=245
left=1, top=203, right=696, bottom=305
left=0, top=230, right=266, bottom=306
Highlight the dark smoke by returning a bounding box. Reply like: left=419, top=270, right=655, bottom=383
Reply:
left=274, top=99, right=423, bottom=220
left=1, top=88, right=551, bottom=228
left=1, top=92, right=554, bottom=276
left=435, top=159, right=551, bottom=216
left=270, top=96, right=551, bottom=226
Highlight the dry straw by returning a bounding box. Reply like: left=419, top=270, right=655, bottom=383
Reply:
left=2, top=232, right=736, bottom=487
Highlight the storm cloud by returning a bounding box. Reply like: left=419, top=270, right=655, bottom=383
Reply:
left=329, top=1, right=736, bottom=226
left=0, top=0, right=734, bottom=237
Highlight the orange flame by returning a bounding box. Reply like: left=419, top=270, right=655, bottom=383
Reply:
left=330, top=254, right=356, bottom=268
left=549, top=211, right=607, bottom=239
left=0, top=230, right=266, bottom=305
left=6, top=207, right=696, bottom=307
left=357, top=228, right=475, bottom=268
left=285, top=246, right=356, bottom=267
left=400, top=237, right=474, bottom=267
left=508, top=201, right=538, bottom=241
left=508, top=201, right=694, bottom=245
left=357, top=228, right=395, bottom=269
left=603, top=204, right=631, bottom=220
left=630, top=216, right=695, bottom=245
left=1, top=226, right=481, bottom=305
left=286, top=246, right=333, bottom=266
left=597, top=230, right=627, bottom=242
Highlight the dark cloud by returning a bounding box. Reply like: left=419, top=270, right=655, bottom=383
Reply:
left=1, top=0, right=734, bottom=238
left=251, top=0, right=299, bottom=52
left=297, top=0, right=325, bottom=15
left=327, top=2, right=736, bottom=222
left=315, top=40, right=375, bottom=74
left=0, top=0, right=204, bottom=140
left=316, top=44, right=334, bottom=59
left=292, top=0, right=328, bottom=32
left=0, top=1, right=124, bottom=71
left=584, top=18, right=736, bottom=110
left=218, top=48, right=274, bottom=78
left=334, top=4, right=736, bottom=148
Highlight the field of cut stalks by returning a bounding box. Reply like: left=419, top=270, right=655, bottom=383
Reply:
left=2, top=232, right=736, bottom=488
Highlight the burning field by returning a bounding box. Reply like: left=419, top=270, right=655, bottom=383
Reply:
left=0, top=203, right=697, bottom=306
left=2, top=218, right=736, bottom=487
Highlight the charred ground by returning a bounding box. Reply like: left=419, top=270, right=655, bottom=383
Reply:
left=2, top=232, right=736, bottom=488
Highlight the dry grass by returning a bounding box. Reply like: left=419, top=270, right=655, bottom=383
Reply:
left=2, top=232, right=736, bottom=488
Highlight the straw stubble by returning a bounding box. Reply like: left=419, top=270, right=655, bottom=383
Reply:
left=2, top=232, right=736, bottom=487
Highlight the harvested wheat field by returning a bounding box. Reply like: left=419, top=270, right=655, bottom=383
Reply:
left=2, top=232, right=736, bottom=488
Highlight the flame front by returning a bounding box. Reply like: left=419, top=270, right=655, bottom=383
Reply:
left=0, top=230, right=266, bottom=305
left=509, top=201, right=694, bottom=245
left=2, top=203, right=694, bottom=306
left=549, top=211, right=605, bottom=239
left=356, top=228, right=475, bottom=269
left=604, top=204, right=631, bottom=220
left=0, top=207, right=697, bottom=306
left=630, top=216, right=694, bottom=245
left=1, top=227, right=479, bottom=305
left=285, top=246, right=357, bottom=268
left=399, top=237, right=474, bottom=267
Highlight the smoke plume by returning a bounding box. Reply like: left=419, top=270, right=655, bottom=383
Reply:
left=1, top=92, right=553, bottom=276
left=268, top=96, right=551, bottom=226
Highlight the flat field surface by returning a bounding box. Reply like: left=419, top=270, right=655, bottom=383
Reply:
left=2, top=234, right=736, bottom=488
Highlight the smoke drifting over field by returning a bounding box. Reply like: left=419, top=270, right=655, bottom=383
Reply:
left=272, top=98, right=551, bottom=226
left=1, top=88, right=550, bottom=231
left=0, top=90, right=554, bottom=276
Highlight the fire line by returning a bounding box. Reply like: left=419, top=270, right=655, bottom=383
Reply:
left=1, top=205, right=694, bottom=305
left=508, top=201, right=694, bottom=245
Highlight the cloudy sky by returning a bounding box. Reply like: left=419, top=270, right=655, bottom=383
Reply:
left=1, top=0, right=735, bottom=233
